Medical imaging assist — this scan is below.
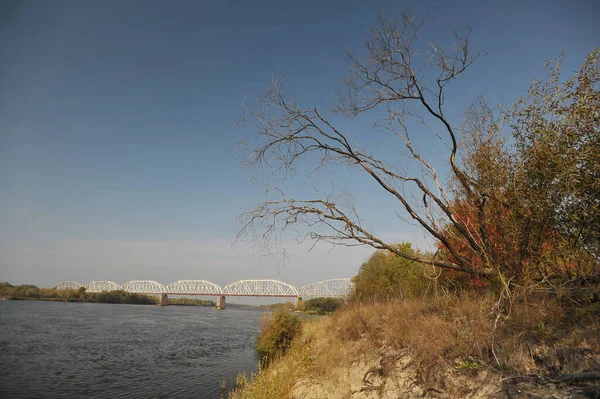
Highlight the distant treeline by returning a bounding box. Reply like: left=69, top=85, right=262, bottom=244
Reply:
left=259, top=302, right=296, bottom=312
left=168, top=297, right=215, bottom=307
left=0, top=282, right=156, bottom=305
left=258, top=297, right=345, bottom=315
left=298, top=297, right=344, bottom=315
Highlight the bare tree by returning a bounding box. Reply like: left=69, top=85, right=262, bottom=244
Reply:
left=237, top=11, right=495, bottom=277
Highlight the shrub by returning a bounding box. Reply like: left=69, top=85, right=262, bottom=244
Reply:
left=256, top=308, right=301, bottom=362
left=352, top=242, right=430, bottom=301
left=301, top=297, right=344, bottom=314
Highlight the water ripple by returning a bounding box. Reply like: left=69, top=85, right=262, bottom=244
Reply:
left=0, top=301, right=262, bottom=398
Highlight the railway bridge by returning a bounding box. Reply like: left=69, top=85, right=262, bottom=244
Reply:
left=54, top=278, right=353, bottom=309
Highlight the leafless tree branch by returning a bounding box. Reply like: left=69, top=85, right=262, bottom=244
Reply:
left=237, top=10, right=494, bottom=277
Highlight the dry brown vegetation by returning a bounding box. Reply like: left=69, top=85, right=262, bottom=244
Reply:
left=230, top=293, right=600, bottom=398
left=334, top=295, right=599, bottom=378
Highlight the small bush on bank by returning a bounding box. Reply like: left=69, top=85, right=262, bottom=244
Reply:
left=256, top=308, right=302, bottom=362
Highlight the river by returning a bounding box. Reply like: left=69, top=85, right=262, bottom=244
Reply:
left=0, top=300, right=264, bottom=398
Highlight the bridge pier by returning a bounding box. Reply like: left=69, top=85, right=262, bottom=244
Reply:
left=157, top=293, right=168, bottom=306
left=215, top=295, right=225, bottom=310
left=295, top=296, right=302, bottom=308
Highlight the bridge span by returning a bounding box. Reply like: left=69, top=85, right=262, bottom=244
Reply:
left=53, top=278, right=353, bottom=308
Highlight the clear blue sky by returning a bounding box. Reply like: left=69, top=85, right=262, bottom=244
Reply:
left=1, top=0, right=598, bottom=293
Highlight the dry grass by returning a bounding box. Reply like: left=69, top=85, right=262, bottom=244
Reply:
left=230, top=294, right=600, bottom=398
left=333, top=295, right=600, bottom=379
left=331, top=296, right=497, bottom=387
left=228, top=368, right=297, bottom=399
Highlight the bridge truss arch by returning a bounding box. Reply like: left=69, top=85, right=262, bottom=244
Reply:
left=54, top=281, right=84, bottom=290
left=223, top=279, right=299, bottom=297
left=86, top=281, right=121, bottom=293
left=121, top=280, right=165, bottom=294
left=165, top=280, right=222, bottom=295
left=299, top=278, right=354, bottom=298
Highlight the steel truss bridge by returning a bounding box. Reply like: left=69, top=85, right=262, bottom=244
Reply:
left=53, top=278, right=353, bottom=308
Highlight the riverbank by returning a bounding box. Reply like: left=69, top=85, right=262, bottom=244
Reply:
left=0, top=282, right=157, bottom=305
left=1, top=296, right=83, bottom=302
left=230, top=295, right=600, bottom=398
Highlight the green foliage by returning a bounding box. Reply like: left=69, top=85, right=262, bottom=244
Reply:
left=508, top=50, right=600, bottom=276
left=256, top=308, right=302, bottom=362
left=532, top=321, right=554, bottom=341
left=167, top=297, right=215, bottom=306
left=442, top=50, right=600, bottom=285
left=258, top=302, right=295, bottom=312
left=299, top=297, right=344, bottom=315
left=456, top=360, right=480, bottom=374
left=94, top=289, right=156, bottom=304
left=352, top=242, right=429, bottom=301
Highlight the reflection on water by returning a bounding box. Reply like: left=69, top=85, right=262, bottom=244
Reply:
left=0, top=301, right=263, bottom=398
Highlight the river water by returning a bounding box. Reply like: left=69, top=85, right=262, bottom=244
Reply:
left=0, top=300, right=264, bottom=398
